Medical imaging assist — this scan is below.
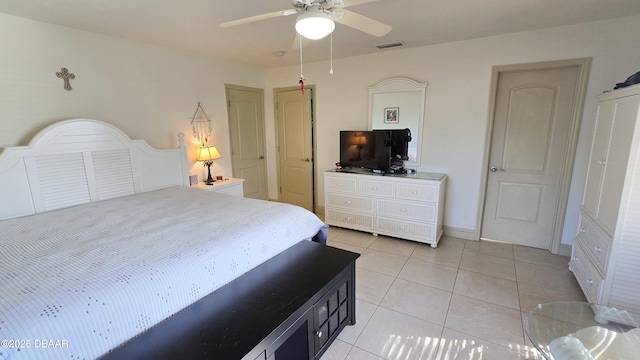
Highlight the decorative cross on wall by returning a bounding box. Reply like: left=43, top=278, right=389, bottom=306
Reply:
left=56, top=67, right=75, bottom=91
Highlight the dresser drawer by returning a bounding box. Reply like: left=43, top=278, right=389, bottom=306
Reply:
left=376, top=216, right=436, bottom=242
left=577, top=213, right=611, bottom=274
left=396, top=182, right=438, bottom=202
left=359, top=179, right=394, bottom=197
left=326, top=193, right=374, bottom=212
left=325, top=209, right=373, bottom=232
left=325, top=175, right=357, bottom=194
left=211, top=184, right=244, bottom=197
left=376, top=199, right=436, bottom=222
left=570, top=240, right=604, bottom=303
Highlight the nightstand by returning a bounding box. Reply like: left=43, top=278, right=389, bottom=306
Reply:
left=192, top=178, right=245, bottom=197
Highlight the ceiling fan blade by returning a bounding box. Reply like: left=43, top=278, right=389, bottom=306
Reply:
left=292, top=33, right=312, bottom=49
left=324, top=0, right=378, bottom=11
left=335, top=9, right=391, bottom=37
left=341, top=0, right=379, bottom=8
left=220, top=9, right=296, bottom=28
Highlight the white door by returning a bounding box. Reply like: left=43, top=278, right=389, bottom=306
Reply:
left=226, top=85, right=268, bottom=200
left=482, top=65, right=583, bottom=249
left=276, top=88, right=314, bottom=212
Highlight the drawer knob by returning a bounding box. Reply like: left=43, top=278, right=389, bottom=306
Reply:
left=572, top=256, right=579, bottom=262
left=337, top=183, right=343, bottom=187
left=587, top=279, right=594, bottom=285
left=594, top=246, right=602, bottom=253
left=400, top=226, right=406, bottom=230
left=372, top=186, right=378, bottom=191
left=345, top=217, right=352, bottom=222
left=401, top=208, right=407, bottom=212
left=412, top=190, right=418, bottom=194
left=346, top=200, right=351, bottom=205
left=315, top=330, right=323, bottom=338
left=579, top=228, right=586, bottom=234
left=597, top=160, right=607, bottom=165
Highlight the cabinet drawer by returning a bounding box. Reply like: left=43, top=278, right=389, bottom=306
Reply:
left=326, top=193, right=374, bottom=212
left=577, top=213, right=611, bottom=274
left=325, top=209, right=373, bottom=231
left=570, top=240, right=604, bottom=303
left=376, top=199, right=436, bottom=222
left=212, top=184, right=243, bottom=197
left=359, top=179, right=394, bottom=197
left=396, top=182, right=438, bottom=202
left=325, top=176, right=357, bottom=194
left=376, top=216, right=436, bottom=242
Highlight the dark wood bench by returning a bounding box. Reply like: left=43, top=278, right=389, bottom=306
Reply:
left=102, top=241, right=359, bottom=360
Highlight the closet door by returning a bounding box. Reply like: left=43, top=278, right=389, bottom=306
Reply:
left=598, top=96, right=639, bottom=234
left=582, top=100, right=614, bottom=219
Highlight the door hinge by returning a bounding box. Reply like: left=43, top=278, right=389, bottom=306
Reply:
left=279, top=186, right=282, bottom=193
left=228, top=100, right=231, bottom=108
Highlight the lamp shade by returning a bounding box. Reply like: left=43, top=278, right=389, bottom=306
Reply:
left=197, top=146, right=221, bottom=161
left=295, top=11, right=335, bottom=40
left=351, top=135, right=367, bottom=146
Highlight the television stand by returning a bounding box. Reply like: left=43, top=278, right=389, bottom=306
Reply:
left=324, top=169, right=447, bottom=247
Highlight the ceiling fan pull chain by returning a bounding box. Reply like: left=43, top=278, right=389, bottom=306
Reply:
left=329, top=32, right=334, bottom=75
left=299, top=34, right=305, bottom=95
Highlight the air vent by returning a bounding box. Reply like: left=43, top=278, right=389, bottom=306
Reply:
left=376, top=41, right=405, bottom=49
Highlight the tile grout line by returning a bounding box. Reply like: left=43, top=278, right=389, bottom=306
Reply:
left=325, top=228, right=577, bottom=359
left=512, top=245, right=528, bottom=346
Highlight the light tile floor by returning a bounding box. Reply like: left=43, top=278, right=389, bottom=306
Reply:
left=320, top=227, right=586, bottom=360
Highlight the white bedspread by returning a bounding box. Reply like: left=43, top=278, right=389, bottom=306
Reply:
left=0, top=186, right=326, bottom=360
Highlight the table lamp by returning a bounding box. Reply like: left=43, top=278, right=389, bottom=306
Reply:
left=351, top=134, right=367, bottom=161
left=197, top=146, right=221, bottom=185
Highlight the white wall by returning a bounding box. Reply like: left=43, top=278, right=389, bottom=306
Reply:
left=0, top=13, right=264, bottom=180
left=263, top=14, right=640, bottom=243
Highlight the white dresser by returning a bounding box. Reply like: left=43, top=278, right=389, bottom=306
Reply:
left=324, top=170, right=447, bottom=247
left=192, top=178, right=245, bottom=197
left=570, top=84, right=640, bottom=312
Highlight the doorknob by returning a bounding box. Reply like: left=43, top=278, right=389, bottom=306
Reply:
left=304, top=158, right=311, bottom=162
left=490, top=166, right=504, bottom=172
left=259, top=155, right=264, bottom=159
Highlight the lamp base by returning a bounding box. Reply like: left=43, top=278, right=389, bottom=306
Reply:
left=205, top=163, right=215, bottom=185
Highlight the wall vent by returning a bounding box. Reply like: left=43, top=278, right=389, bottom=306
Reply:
left=376, top=41, right=405, bottom=49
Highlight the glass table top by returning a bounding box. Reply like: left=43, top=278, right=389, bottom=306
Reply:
left=525, top=301, right=640, bottom=360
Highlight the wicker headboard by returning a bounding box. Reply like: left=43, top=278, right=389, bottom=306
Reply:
left=0, top=119, right=188, bottom=220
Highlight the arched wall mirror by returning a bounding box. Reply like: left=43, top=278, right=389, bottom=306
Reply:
left=368, top=77, right=428, bottom=168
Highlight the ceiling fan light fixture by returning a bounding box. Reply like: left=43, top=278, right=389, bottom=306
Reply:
left=295, top=11, right=335, bottom=40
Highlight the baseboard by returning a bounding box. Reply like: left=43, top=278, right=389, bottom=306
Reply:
left=558, top=243, right=572, bottom=257
left=443, top=226, right=477, bottom=241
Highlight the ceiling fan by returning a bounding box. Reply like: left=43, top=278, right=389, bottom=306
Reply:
left=220, top=0, right=392, bottom=41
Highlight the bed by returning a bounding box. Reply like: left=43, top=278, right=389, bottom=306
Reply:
left=0, top=119, right=330, bottom=360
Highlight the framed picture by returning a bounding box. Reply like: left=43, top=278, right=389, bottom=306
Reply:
left=384, top=107, right=399, bottom=124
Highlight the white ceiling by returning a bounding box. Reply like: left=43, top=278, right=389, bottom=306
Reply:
left=1, top=0, right=640, bottom=68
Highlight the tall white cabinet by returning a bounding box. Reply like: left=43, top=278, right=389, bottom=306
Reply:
left=324, top=170, right=447, bottom=248
left=570, top=84, right=640, bottom=312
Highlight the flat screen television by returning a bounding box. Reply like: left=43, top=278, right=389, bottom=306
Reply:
left=339, top=130, right=390, bottom=172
